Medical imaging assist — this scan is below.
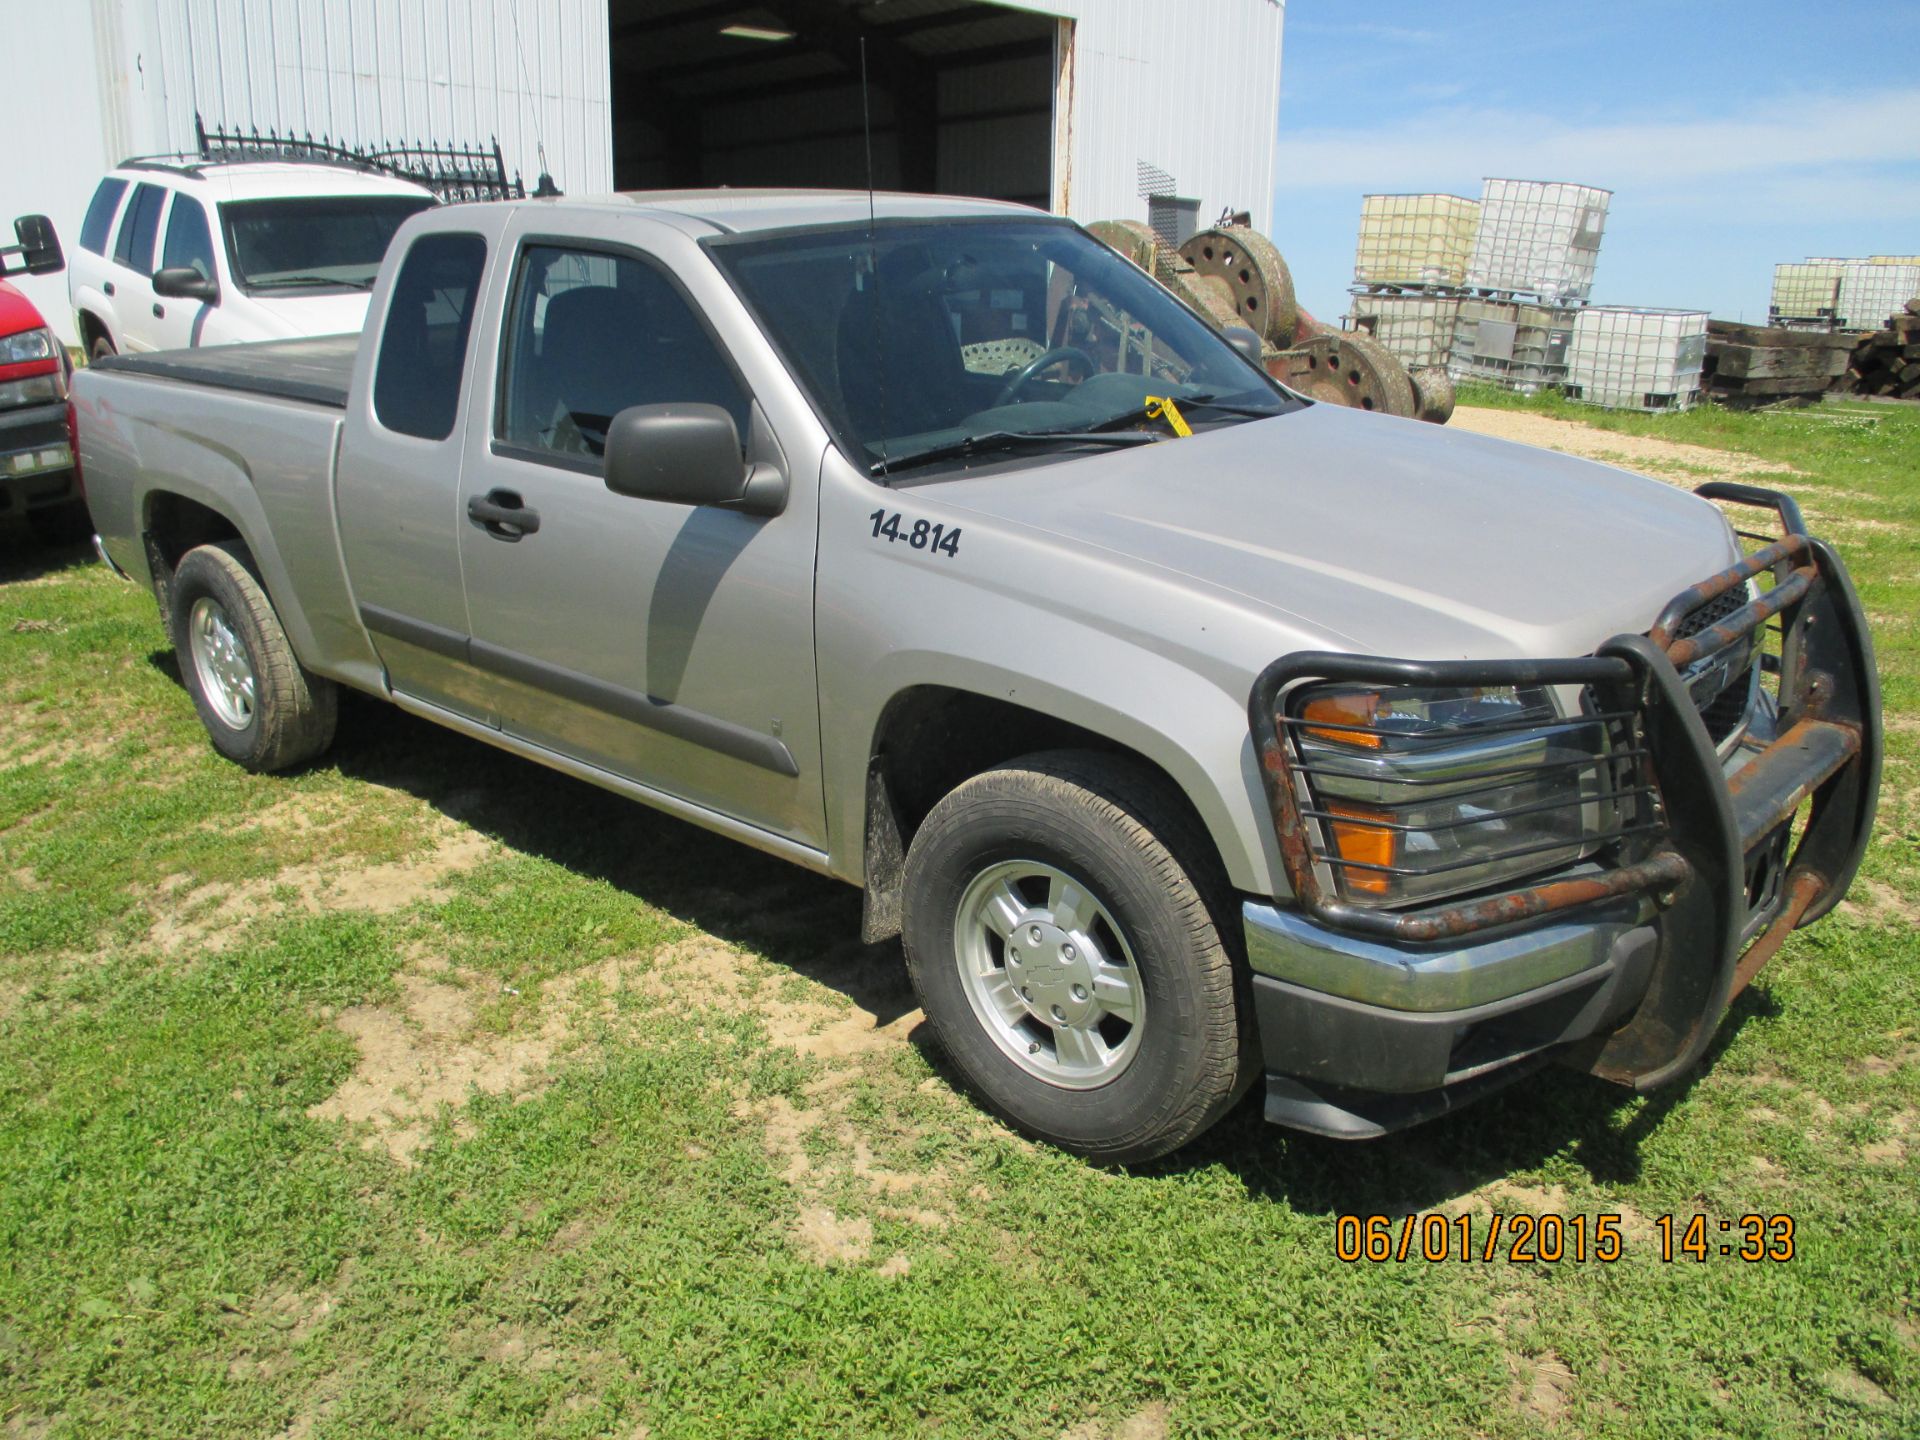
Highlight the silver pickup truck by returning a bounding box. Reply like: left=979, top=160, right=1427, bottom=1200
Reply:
left=76, top=192, right=1881, bottom=1162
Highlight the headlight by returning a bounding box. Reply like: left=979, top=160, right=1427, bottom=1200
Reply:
left=1289, top=684, right=1626, bottom=908
left=0, top=328, right=57, bottom=364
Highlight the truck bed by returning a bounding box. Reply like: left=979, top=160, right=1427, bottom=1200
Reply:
left=92, top=334, right=358, bottom=410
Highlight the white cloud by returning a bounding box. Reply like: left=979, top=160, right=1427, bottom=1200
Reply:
left=1275, top=87, right=1920, bottom=192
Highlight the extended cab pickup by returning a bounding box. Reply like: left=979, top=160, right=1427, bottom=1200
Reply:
left=76, top=193, right=1881, bottom=1161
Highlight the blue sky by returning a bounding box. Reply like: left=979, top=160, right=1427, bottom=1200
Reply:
left=1272, top=1, right=1920, bottom=325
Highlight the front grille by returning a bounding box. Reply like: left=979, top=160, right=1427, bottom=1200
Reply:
left=1672, top=583, right=1756, bottom=744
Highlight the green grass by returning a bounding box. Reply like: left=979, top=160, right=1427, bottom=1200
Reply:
left=2, top=393, right=1917, bottom=1438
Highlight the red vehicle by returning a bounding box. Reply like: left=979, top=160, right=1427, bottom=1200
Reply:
left=0, top=216, right=82, bottom=538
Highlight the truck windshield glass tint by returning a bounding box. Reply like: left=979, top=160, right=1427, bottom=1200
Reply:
left=497, top=244, right=752, bottom=459
left=79, top=178, right=128, bottom=256
left=372, top=231, right=487, bottom=442
left=714, top=219, right=1296, bottom=474
left=161, top=195, right=216, bottom=281
left=221, top=196, right=436, bottom=291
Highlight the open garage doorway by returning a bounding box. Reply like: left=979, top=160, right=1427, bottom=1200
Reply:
left=608, top=1, right=1060, bottom=207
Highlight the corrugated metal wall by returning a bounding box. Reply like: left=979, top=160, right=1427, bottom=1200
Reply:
left=1010, top=0, right=1284, bottom=229
left=132, top=0, right=612, bottom=195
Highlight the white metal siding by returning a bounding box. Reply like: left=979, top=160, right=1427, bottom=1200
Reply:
left=998, top=0, right=1285, bottom=228
left=5, top=0, right=612, bottom=345
left=3, top=5, right=115, bottom=345
left=140, top=0, right=612, bottom=196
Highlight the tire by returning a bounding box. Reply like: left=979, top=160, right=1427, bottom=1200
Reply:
left=901, top=750, right=1254, bottom=1164
left=169, top=540, right=337, bottom=772
left=89, top=334, right=115, bottom=364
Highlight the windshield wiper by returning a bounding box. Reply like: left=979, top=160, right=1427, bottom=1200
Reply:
left=252, top=275, right=375, bottom=290
left=1082, top=392, right=1288, bottom=433
left=871, top=428, right=1159, bottom=477
left=1179, top=391, right=1290, bottom=418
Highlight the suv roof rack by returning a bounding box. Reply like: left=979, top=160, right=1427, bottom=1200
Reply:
left=119, top=116, right=531, bottom=204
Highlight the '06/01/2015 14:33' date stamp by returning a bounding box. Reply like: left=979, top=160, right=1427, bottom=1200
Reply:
left=1335, top=1213, right=1797, bottom=1264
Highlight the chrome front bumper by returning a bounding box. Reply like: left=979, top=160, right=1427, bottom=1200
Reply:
left=1243, top=895, right=1655, bottom=1013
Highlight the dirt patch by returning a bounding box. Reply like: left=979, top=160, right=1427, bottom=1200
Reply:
left=308, top=967, right=566, bottom=1164
left=1452, top=407, right=1800, bottom=487
left=1509, top=1348, right=1574, bottom=1423
left=792, top=1205, right=873, bottom=1265
left=1823, top=1368, right=1892, bottom=1408
left=632, top=936, right=751, bottom=1009
left=1059, top=1403, right=1171, bottom=1440
left=1839, top=878, right=1920, bottom=927
left=148, top=826, right=495, bottom=953
left=0, top=731, right=117, bottom=769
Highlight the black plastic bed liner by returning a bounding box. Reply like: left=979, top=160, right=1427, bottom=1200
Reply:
left=92, top=333, right=358, bottom=410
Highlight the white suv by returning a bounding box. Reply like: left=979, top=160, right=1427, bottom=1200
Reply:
left=69, top=160, right=436, bottom=358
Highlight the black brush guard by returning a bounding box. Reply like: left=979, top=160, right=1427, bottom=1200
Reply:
left=1247, top=483, right=1881, bottom=1090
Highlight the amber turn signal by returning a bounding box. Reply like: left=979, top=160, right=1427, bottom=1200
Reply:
left=1300, top=691, right=1383, bottom=748
left=1324, top=800, right=1397, bottom=896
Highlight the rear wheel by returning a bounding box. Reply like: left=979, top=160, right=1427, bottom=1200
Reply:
left=170, top=540, right=337, bottom=772
left=901, top=751, right=1252, bottom=1164
left=89, top=334, right=115, bottom=364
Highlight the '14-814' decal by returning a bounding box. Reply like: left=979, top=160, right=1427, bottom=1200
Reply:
left=869, top=509, right=961, bottom=557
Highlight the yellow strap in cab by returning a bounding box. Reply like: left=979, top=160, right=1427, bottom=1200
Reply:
left=1144, top=395, right=1193, bottom=437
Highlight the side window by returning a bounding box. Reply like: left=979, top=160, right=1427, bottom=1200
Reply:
left=160, top=195, right=217, bottom=280
left=372, top=231, right=488, bottom=442
left=497, top=243, right=751, bottom=460
left=79, top=178, right=128, bottom=256
left=113, top=182, right=167, bottom=275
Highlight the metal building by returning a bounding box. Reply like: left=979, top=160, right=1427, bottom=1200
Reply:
left=7, top=1, right=1284, bottom=346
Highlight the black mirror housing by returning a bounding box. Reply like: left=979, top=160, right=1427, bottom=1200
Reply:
left=3, top=214, right=63, bottom=277
left=153, top=266, right=219, bottom=303
left=1223, top=325, right=1265, bottom=367
left=605, top=403, right=752, bottom=508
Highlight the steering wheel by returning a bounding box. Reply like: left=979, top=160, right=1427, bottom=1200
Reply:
left=992, top=346, right=1097, bottom=408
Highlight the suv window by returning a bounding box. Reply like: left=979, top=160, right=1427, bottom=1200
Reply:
left=222, top=195, right=435, bottom=291
left=79, top=178, right=128, bottom=256
left=498, top=244, right=751, bottom=459
left=160, top=195, right=217, bottom=281
left=373, top=231, right=488, bottom=442
left=113, top=182, right=167, bottom=275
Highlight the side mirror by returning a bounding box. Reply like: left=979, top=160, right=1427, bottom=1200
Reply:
left=153, top=266, right=219, bottom=303
left=604, top=403, right=784, bottom=514
left=1223, top=325, right=1265, bottom=367
left=2, top=214, right=63, bottom=277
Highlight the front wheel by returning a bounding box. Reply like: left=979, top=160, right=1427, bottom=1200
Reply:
left=901, top=751, right=1253, bottom=1164
left=170, top=540, right=337, bottom=772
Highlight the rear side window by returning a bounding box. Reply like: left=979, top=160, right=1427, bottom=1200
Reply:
left=373, top=231, right=488, bottom=441
left=79, top=178, right=128, bottom=255
left=113, top=182, right=167, bottom=274
left=497, top=244, right=751, bottom=459
left=161, top=195, right=217, bottom=280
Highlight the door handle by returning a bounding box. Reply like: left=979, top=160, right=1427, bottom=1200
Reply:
left=103, top=281, right=115, bottom=296
left=467, top=488, right=541, bottom=541
left=152, top=303, right=165, bottom=318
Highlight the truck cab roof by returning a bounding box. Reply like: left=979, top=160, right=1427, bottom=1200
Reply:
left=524, top=188, right=1043, bottom=238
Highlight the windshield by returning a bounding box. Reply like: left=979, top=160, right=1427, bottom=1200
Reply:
left=220, top=195, right=436, bottom=292
left=711, top=218, right=1300, bottom=476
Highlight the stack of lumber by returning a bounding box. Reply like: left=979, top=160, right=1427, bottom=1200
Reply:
left=1703, top=320, right=1855, bottom=407
left=1846, top=300, right=1920, bottom=398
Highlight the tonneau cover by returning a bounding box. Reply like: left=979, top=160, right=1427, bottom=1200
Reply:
left=93, top=333, right=358, bottom=410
